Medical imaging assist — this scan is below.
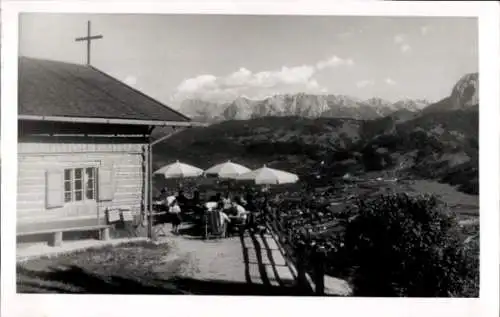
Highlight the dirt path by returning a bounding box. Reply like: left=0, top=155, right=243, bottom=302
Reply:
left=155, top=224, right=351, bottom=295
left=157, top=227, right=295, bottom=286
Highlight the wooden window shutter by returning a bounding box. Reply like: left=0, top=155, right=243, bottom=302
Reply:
left=46, top=169, right=64, bottom=209
left=98, top=162, right=115, bottom=201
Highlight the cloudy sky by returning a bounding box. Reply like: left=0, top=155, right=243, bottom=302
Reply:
left=19, top=14, right=478, bottom=106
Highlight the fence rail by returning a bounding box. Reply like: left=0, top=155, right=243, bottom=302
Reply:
left=264, top=207, right=328, bottom=295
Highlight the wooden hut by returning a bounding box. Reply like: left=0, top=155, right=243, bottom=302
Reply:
left=16, top=57, right=203, bottom=246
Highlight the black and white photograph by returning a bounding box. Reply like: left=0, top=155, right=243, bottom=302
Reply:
left=2, top=1, right=500, bottom=317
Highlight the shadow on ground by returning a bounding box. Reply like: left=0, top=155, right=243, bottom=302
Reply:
left=177, top=222, right=205, bottom=238
left=17, top=265, right=307, bottom=295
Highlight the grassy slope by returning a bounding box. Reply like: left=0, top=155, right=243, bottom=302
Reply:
left=17, top=241, right=188, bottom=293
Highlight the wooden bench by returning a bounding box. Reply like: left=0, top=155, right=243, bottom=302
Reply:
left=17, top=225, right=111, bottom=247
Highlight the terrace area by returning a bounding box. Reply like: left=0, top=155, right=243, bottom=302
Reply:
left=17, top=223, right=351, bottom=295
left=17, top=178, right=475, bottom=296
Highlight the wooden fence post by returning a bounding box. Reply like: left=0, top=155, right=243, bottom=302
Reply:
left=296, top=241, right=308, bottom=291
left=314, top=246, right=326, bottom=296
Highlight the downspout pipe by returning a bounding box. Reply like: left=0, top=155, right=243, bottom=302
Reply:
left=149, top=142, right=154, bottom=239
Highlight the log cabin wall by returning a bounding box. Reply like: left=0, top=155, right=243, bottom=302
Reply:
left=17, top=121, right=151, bottom=237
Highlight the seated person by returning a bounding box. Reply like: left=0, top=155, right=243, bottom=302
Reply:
left=221, top=193, right=232, bottom=211
left=176, top=190, right=189, bottom=209
left=192, top=190, right=201, bottom=205
left=191, top=190, right=203, bottom=213
left=218, top=204, right=231, bottom=225
left=244, top=192, right=256, bottom=212
left=217, top=206, right=231, bottom=236
left=232, top=198, right=249, bottom=222
left=203, top=201, right=230, bottom=228
left=205, top=201, right=218, bottom=211
left=239, top=195, right=247, bottom=207
left=210, top=201, right=231, bottom=235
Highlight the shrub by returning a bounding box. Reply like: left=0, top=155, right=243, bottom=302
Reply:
left=339, top=193, right=478, bottom=297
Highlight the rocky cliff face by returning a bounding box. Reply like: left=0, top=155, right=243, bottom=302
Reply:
left=179, top=99, right=226, bottom=122
left=423, top=72, right=478, bottom=113
left=450, top=73, right=479, bottom=109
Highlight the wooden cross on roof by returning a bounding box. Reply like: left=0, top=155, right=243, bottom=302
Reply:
left=75, top=20, right=103, bottom=65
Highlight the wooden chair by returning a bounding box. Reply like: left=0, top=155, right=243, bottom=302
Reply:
left=228, top=216, right=247, bottom=236
left=204, top=210, right=227, bottom=240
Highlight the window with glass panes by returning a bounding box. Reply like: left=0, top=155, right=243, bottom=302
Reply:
left=63, top=167, right=97, bottom=203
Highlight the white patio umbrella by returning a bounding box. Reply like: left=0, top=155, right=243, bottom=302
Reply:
left=235, top=165, right=299, bottom=185
left=204, top=160, right=252, bottom=179
left=154, top=160, right=204, bottom=179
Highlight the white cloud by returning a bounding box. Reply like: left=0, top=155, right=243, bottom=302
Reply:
left=356, top=80, right=375, bottom=88
left=400, top=44, right=412, bottom=53
left=385, top=78, right=396, bottom=86
left=316, top=55, right=354, bottom=70
left=306, top=79, right=320, bottom=90
left=174, top=55, right=354, bottom=102
left=175, top=66, right=322, bottom=102
left=224, top=67, right=252, bottom=87
left=177, top=74, right=217, bottom=92
left=271, top=65, right=316, bottom=85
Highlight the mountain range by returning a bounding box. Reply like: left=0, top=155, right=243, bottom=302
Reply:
left=178, top=94, right=431, bottom=122
left=155, top=72, right=478, bottom=195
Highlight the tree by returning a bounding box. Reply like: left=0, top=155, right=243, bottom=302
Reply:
left=340, top=193, right=478, bottom=297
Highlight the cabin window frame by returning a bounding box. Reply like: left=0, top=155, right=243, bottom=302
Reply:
left=63, top=166, right=98, bottom=204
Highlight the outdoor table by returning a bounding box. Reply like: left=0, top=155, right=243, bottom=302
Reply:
left=228, top=214, right=250, bottom=236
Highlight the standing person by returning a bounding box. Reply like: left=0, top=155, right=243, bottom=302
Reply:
left=164, top=193, right=176, bottom=209
left=163, top=193, right=177, bottom=224
left=170, top=199, right=182, bottom=234
left=176, top=190, right=188, bottom=210
left=222, top=192, right=232, bottom=212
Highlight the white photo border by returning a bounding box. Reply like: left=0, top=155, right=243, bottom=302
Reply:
left=1, top=1, right=499, bottom=317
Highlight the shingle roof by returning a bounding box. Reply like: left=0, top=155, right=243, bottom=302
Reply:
left=18, top=57, right=190, bottom=123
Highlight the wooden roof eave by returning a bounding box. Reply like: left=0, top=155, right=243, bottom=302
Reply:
left=18, top=115, right=208, bottom=128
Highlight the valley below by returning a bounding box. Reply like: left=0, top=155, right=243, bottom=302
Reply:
left=154, top=72, right=479, bottom=216
left=150, top=71, right=480, bottom=297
